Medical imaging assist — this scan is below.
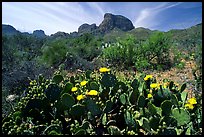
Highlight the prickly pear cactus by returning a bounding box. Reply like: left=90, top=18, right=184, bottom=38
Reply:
left=149, top=116, right=160, bottom=131
left=180, top=83, right=186, bottom=92
left=113, top=81, right=128, bottom=94
left=101, top=73, right=117, bottom=88
left=160, top=116, right=177, bottom=127
left=172, top=108, right=190, bottom=126
left=52, top=74, right=64, bottom=84
left=107, top=125, right=122, bottom=135
left=161, top=100, right=172, bottom=116
left=131, top=78, right=140, bottom=91
left=70, top=104, right=86, bottom=118
left=171, top=94, right=179, bottom=107
left=129, top=90, right=139, bottom=105
left=124, top=110, right=136, bottom=127
left=137, top=95, right=146, bottom=108
left=89, top=81, right=99, bottom=91
left=63, top=82, right=73, bottom=94
left=103, top=100, right=114, bottom=113
left=154, top=88, right=171, bottom=106
left=86, top=98, right=102, bottom=116
left=142, top=117, right=151, bottom=132
left=61, top=93, right=75, bottom=109
left=120, top=93, right=127, bottom=105
left=45, top=84, right=62, bottom=103
left=147, top=102, right=158, bottom=116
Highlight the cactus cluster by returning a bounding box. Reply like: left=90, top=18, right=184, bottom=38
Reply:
left=2, top=68, right=202, bottom=135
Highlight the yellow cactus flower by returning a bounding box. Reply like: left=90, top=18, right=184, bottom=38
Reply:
left=188, top=97, right=197, bottom=105
left=174, top=83, right=179, bottom=87
left=99, top=67, right=110, bottom=73
left=147, top=94, right=153, bottom=99
left=80, top=80, right=88, bottom=86
left=71, top=87, right=78, bottom=92
left=76, top=94, right=85, bottom=101
left=144, top=75, right=153, bottom=81
left=150, top=83, right=160, bottom=89
left=86, top=90, right=98, bottom=96
left=185, top=103, right=194, bottom=110
left=163, top=82, right=169, bottom=88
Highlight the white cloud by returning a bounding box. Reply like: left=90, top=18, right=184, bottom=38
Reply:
left=86, top=2, right=105, bottom=17
left=134, top=2, right=183, bottom=29
left=2, top=2, right=104, bottom=35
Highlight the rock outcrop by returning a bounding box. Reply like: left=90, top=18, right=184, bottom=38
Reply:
left=2, top=24, right=20, bottom=35
left=77, top=13, right=135, bottom=35
left=33, top=30, right=46, bottom=38
left=78, top=23, right=98, bottom=34
left=98, top=13, right=135, bottom=33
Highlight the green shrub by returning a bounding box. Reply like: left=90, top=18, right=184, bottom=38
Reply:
left=39, top=39, right=68, bottom=67
left=102, top=32, right=172, bottom=71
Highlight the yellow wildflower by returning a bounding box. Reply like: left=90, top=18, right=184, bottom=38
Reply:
left=144, top=75, right=153, bottom=81
left=174, top=83, right=179, bottom=87
left=147, top=94, right=153, bottom=99
left=80, top=80, right=88, bottom=86
left=150, top=83, right=160, bottom=89
left=163, top=82, right=169, bottom=88
left=86, top=90, right=98, bottom=96
left=188, top=97, right=197, bottom=105
left=99, top=67, right=110, bottom=73
left=71, top=87, right=78, bottom=92
left=185, top=103, right=194, bottom=110
left=76, top=94, right=85, bottom=101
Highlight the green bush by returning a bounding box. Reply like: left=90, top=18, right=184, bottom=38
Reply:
left=102, top=32, right=172, bottom=71
left=102, top=35, right=139, bottom=68
left=140, top=32, right=172, bottom=70
left=39, top=39, right=68, bottom=67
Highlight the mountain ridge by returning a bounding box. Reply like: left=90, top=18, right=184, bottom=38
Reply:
left=2, top=13, right=202, bottom=39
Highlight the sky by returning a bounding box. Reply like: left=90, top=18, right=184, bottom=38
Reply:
left=2, top=2, right=202, bottom=35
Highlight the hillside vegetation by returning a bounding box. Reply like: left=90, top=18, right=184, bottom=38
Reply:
left=2, top=13, right=202, bottom=135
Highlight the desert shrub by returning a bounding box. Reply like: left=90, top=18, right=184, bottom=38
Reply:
left=69, top=33, right=102, bottom=61
left=139, top=32, right=172, bottom=70
left=39, top=39, right=68, bottom=67
left=102, top=32, right=172, bottom=71
left=102, top=35, right=139, bottom=68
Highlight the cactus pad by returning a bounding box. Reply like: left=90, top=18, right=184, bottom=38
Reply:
left=172, top=108, right=190, bottom=126
left=61, top=93, right=75, bottom=108
left=52, top=74, right=64, bottom=84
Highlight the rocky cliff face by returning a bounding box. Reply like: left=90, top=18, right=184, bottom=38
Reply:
left=77, top=13, right=135, bottom=35
left=33, top=30, right=46, bottom=38
left=78, top=23, right=98, bottom=34
left=98, top=13, right=134, bottom=33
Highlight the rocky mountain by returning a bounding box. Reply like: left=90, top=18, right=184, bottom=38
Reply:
left=2, top=13, right=202, bottom=43
left=78, top=23, right=98, bottom=34
left=2, top=24, right=20, bottom=35
left=78, top=13, right=135, bottom=35
left=98, top=13, right=134, bottom=33
left=2, top=24, right=47, bottom=38
left=33, top=30, right=46, bottom=38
